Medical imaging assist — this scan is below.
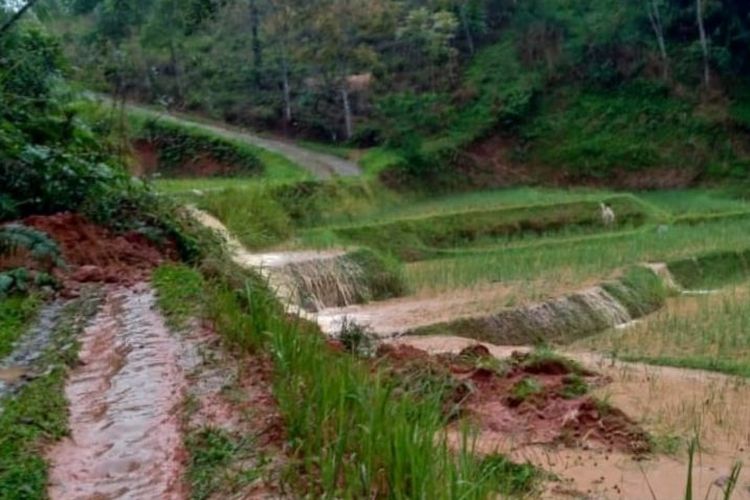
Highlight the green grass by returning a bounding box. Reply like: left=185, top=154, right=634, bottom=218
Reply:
left=198, top=187, right=293, bottom=250
left=359, top=147, right=405, bottom=178
left=404, top=215, right=750, bottom=294
left=0, top=294, right=99, bottom=499
left=639, top=189, right=750, bottom=216
left=183, top=230, right=539, bottom=497
left=525, top=83, right=732, bottom=175
left=185, top=428, right=261, bottom=500
left=152, top=265, right=205, bottom=330
left=0, top=295, right=40, bottom=358
left=579, top=285, right=750, bottom=378
left=319, top=195, right=650, bottom=260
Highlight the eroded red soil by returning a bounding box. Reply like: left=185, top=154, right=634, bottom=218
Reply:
left=376, top=344, right=650, bottom=456
left=22, top=212, right=173, bottom=292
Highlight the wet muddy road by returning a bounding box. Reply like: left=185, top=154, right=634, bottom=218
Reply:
left=47, top=285, right=186, bottom=499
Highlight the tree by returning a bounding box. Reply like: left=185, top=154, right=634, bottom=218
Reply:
left=0, top=0, right=42, bottom=37
left=397, top=7, right=459, bottom=90
left=646, top=0, right=669, bottom=80
left=695, top=0, right=710, bottom=87
left=299, top=0, right=389, bottom=140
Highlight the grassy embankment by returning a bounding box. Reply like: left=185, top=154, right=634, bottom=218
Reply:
left=151, top=254, right=538, bottom=498
left=580, top=248, right=750, bottom=378
left=0, top=293, right=99, bottom=498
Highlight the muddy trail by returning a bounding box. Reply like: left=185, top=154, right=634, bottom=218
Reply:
left=393, top=335, right=750, bottom=499
left=95, top=95, right=361, bottom=178
left=46, top=285, right=186, bottom=499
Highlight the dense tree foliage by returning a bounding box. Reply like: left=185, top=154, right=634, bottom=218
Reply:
left=0, top=3, right=199, bottom=258
left=7, top=0, right=750, bottom=182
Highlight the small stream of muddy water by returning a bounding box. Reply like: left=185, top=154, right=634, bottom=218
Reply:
left=0, top=301, right=63, bottom=401
left=393, top=335, right=750, bottom=499
left=47, top=285, right=187, bottom=499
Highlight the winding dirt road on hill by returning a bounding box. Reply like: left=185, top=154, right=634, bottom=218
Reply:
left=93, top=95, right=361, bottom=179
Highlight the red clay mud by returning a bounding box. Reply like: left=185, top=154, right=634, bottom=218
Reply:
left=377, top=343, right=650, bottom=455
left=133, top=139, right=243, bottom=177
left=47, top=285, right=187, bottom=499
left=22, top=212, right=172, bottom=290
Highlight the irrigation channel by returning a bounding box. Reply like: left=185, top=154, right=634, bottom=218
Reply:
left=194, top=207, right=750, bottom=499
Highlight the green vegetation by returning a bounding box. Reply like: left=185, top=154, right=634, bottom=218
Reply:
left=152, top=265, right=205, bottom=329
left=185, top=428, right=260, bottom=500
left=509, top=377, right=543, bottom=404
left=404, top=214, right=750, bottom=294
left=0, top=295, right=40, bottom=358
left=168, top=232, right=538, bottom=497
left=581, top=285, right=750, bottom=379
left=0, top=294, right=99, bottom=499
left=524, top=83, right=735, bottom=177
left=668, top=249, right=750, bottom=290
left=135, top=119, right=263, bottom=176
left=324, top=196, right=649, bottom=260
left=125, top=108, right=310, bottom=182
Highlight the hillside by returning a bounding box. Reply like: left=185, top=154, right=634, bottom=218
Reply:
left=40, top=0, right=750, bottom=187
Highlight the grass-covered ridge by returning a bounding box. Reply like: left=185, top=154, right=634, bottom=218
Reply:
left=323, top=195, right=650, bottom=260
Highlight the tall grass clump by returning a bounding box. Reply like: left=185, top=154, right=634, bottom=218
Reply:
left=199, top=187, right=292, bottom=249
left=197, top=258, right=535, bottom=497
left=268, top=308, right=533, bottom=498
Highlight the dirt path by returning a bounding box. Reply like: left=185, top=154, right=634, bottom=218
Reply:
left=96, top=95, right=361, bottom=178
left=392, top=335, right=750, bottom=499
left=47, top=285, right=187, bottom=499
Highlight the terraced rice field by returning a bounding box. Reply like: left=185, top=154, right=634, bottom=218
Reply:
left=180, top=182, right=750, bottom=497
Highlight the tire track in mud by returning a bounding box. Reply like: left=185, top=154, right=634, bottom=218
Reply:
left=47, top=285, right=187, bottom=500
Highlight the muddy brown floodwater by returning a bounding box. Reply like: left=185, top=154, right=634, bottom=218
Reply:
left=47, top=285, right=187, bottom=500
left=392, top=336, right=750, bottom=499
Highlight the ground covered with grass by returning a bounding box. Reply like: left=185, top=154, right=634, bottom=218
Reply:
left=0, top=293, right=99, bottom=499
left=0, top=295, right=40, bottom=358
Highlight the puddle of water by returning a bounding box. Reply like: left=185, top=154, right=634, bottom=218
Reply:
left=0, top=301, right=63, bottom=402
left=47, top=285, right=186, bottom=500
left=0, top=366, right=27, bottom=383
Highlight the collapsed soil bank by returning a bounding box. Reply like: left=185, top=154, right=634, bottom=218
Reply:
left=392, top=335, right=750, bottom=499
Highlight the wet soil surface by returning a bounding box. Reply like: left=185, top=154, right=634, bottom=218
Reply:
left=391, top=335, right=750, bottom=499
left=177, top=321, right=286, bottom=498
left=21, top=212, right=173, bottom=295
left=377, top=342, right=649, bottom=458
left=47, top=285, right=187, bottom=499
left=0, top=301, right=63, bottom=401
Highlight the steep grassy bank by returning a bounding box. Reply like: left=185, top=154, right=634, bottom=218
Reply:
left=165, top=229, right=538, bottom=497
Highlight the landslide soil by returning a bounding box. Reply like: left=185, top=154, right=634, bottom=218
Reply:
left=392, top=335, right=750, bottom=499
left=22, top=212, right=174, bottom=293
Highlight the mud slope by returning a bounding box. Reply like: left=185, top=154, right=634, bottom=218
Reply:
left=96, top=95, right=361, bottom=178
left=47, top=285, right=186, bottom=499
